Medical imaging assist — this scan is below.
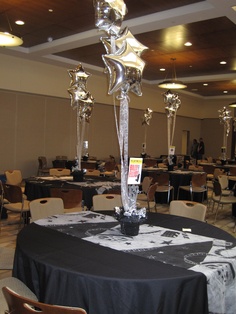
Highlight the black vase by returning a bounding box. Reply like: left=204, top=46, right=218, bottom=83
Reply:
left=72, top=170, right=84, bottom=182
left=120, top=219, right=140, bottom=236
left=168, top=164, right=174, bottom=171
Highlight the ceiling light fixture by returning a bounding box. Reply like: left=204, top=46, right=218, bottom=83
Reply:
left=0, top=13, right=23, bottom=47
left=229, top=101, right=236, bottom=108
left=158, top=58, right=187, bottom=89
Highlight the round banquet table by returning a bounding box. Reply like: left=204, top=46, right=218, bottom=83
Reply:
left=13, top=213, right=236, bottom=314
left=24, top=177, right=121, bottom=210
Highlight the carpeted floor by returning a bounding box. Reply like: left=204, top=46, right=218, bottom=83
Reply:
left=0, top=247, right=15, bottom=270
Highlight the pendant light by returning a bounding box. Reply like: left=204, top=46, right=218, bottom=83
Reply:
left=158, top=58, right=187, bottom=90
left=0, top=13, right=23, bottom=47
left=229, top=101, right=236, bottom=108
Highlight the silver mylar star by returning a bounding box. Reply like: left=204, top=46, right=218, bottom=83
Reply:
left=68, top=64, right=91, bottom=89
left=102, top=41, right=145, bottom=96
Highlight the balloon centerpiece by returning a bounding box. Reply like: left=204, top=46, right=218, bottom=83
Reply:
left=67, top=64, right=95, bottom=181
left=141, top=108, right=153, bottom=157
left=94, top=0, right=148, bottom=234
left=218, top=106, right=232, bottom=163
left=163, top=89, right=181, bottom=170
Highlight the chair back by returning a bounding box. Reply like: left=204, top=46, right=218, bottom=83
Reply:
left=213, top=168, right=225, bottom=179
left=49, top=168, right=71, bottom=176
left=202, top=164, right=214, bottom=175
left=38, top=156, right=48, bottom=169
left=213, top=180, right=222, bottom=197
left=146, top=183, right=158, bottom=202
left=229, top=167, right=236, bottom=176
left=2, top=286, right=87, bottom=314
left=3, top=184, right=23, bottom=203
left=218, top=175, right=229, bottom=190
left=156, top=172, right=169, bottom=186
left=29, top=198, right=64, bottom=221
left=144, top=158, right=157, bottom=167
left=84, top=169, right=101, bottom=176
left=104, top=161, right=117, bottom=171
left=169, top=200, right=206, bottom=221
left=141, top=176, right=153, bottom=194
left=191, top=172, right=207, bottom=187
left=93, top=194, right=122, bottom=211
left=5, top=170, right=23, bottom=186
left=50, top=188, right=83, bottom=210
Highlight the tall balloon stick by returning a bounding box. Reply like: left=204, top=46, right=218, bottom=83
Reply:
left=94, top=0, right=148, bottom=213
left=68, top=64, right=95, bottom=171
left=218, top=106, right=232, bottom=161
left=163, top=90, right=181, bottom=165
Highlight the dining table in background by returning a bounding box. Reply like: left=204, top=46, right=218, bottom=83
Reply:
left=142, top=168, right=206, bottom=201
left=13, top=211, right=236, bottom=314
left=24, top=176, right=121, bottom=210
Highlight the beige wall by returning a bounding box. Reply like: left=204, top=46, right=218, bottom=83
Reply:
left=0, top=53, right=234, bottom=177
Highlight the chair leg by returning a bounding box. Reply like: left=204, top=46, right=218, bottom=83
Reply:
left=214, top=203, right=221, bottom=223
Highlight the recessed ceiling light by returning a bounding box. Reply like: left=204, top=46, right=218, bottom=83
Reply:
left=203, top=83, right=208, bottom=86
left=15, top=20, right=24, bottom=25
left=220, top=61, right=227, bottom=65
left=184, top=42, right=192, bottom=46
left=48, top=9, right=53, bottom=12
left=223, top=91, right=228, bottom=94
left=160, top=68, right=165, bottom=71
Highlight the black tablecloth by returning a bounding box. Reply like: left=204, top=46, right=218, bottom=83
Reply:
left=142, top=170, right=205, bottom=201
left=25, top=177, right=121, bottom=210
left=13, top=212, right=236, bottom=314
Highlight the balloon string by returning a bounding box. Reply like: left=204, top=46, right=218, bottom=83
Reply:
left=113, top=93, right=129, bottom=211
left=76, top=108, right=86, bottom=170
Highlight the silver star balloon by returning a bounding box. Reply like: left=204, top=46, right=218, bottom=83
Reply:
left=94, top=0, right=127, bottom=36
left=68, top=85, right=88, bottom=109
left=68, top=64, right=91, bottom=89
left=142, top=108, right=153, bottom=125
left=102, top=41, right=145, bottom=95
left=101, top=27, right=148, bottom=56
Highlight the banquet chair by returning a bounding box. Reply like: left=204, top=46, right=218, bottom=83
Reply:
left=229, top=167, right=236, bottom=176
left=137, top=176, right=153, bottom=201
left=2, top=286, right=87, bottom=314
left=211, top=180, right=236, bottom=223
left=169, top=200, right=207, bottom=222
left=49, top=168, right=71, bottom=176
left=3, top=183, right=30, bottom=229
left=137, top=182, right=158, bottom=211
left=92, top=194, right=122, bottom=211
left=5, top=169, right=25, bottom=194
left=155, top=172, right=174, bottom=205
left=0, top=277, right=38, bottom=314
left=29, top=197, right=64, bottom=222
left=143, top=158, right=157, bottom=167
left=84, top=169, right=101, bottom=176
left=177, top=172, right=207, bottom=203
left=50, top=188, right=83, bottom=212
left=218, top=175, right=234, bottom=196
left=0, top=180, right=9, bottom=232
left=37, top=156, right=50, bottom=176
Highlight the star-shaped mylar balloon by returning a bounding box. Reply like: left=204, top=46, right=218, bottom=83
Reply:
left=68, top=64, right=91, bottom=89
left=142, top=108, right=153, bottom=125
left=68, top=85, right=88, bottom=109
left=101, top=27, right=148, bottom=56
left=115, top=27, right=148, bottom=56
left=102, top=41, right=145, bottom=95
left=94, top=0, right=127, bottom=36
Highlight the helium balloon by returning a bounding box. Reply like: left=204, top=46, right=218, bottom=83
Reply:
left=68, top=64, right=91, bottom=89
left=102, top=41, right=145, bottom=95
left=142, top=108, right=153, bottom=125
left=94, top=0, right=127, bottom=36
